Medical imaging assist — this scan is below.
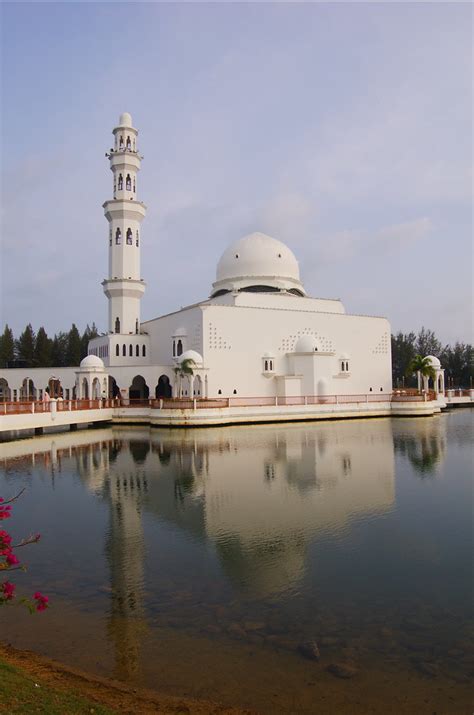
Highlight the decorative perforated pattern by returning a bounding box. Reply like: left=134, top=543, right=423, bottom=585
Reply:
left=373, top=332, right=390, bottom=354
left=192, top=324, right=202, bottom=351
left=208, top=322, right=231, bottom=350
left=279, top=328, right=334, bottom=353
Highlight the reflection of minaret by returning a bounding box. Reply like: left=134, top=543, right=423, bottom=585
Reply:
left=75, top=437, right=148, bottom=682
left=105, top=442, right=147, bottom=682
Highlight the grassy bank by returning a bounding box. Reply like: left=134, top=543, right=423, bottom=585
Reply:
left=0, top=658, right=116, bottom=714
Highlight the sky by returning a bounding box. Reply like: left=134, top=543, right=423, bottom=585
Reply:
left=1, top=1, right=472, bottom=345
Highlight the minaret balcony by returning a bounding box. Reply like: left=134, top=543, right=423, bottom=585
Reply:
left=103, top=200, right=147, bottom=222
left=109, top=153, right=141, bottom=171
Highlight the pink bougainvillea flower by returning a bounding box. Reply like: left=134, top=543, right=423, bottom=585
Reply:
left=1, top=581, right=15, bottom=600
left=33, top=592, right=49, bottom=611
left=5, top=552, right=19, bottom=566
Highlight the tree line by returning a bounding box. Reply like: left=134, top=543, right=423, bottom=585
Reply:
left=392, top=327, right=473, bottom=388
left=0, top=324, right=99, bottom=368
left=0, top=323, right=472, bottom=387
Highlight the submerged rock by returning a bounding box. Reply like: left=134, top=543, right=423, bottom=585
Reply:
left=298, top=640, right=321, bottom=661
left=415, top=661, right=439, bottom=678
left=327, top=662, right=358, bottom=679
left=243, top=620, right=265, bottom=632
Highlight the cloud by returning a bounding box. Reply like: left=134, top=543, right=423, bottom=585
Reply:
left=314, top=217, right=433, bottom=265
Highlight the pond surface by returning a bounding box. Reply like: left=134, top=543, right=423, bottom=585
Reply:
left=0, top=411, right=472, bottom=713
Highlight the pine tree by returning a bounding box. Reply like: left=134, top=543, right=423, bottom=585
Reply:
left=66, top=323, right=82, bottom=366
left=80, top=323, right=100, bottom=361
left=34, top=327, right=53, bottom=367
left=416, top=327, right=442, bottom=358
left=0, top=325, right=15, bottom=367
left=391, top=332, right=416, bottom=386
left=16, top=324, right=36, bottom=367
left=51, top=332, right=68, bottom=367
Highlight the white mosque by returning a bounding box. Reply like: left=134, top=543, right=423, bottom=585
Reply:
left=78, top=112, right=393, bottom=403
left=1, top=112, right=453, bottom=422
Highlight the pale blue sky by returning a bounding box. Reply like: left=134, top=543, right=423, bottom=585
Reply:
left=1, top=2, right=472, bottom=344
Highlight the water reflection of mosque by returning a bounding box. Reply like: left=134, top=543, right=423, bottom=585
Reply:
left=0, top=416, right=448, bottom=680
left=392, top=416, right=447, bottom=475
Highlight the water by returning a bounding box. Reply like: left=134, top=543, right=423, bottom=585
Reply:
left=0, top=412, right=472, bottom=713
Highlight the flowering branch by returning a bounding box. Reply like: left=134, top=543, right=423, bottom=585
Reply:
left=0, top=492, right=48, bottom=612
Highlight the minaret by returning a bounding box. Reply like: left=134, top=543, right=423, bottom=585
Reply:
left=103, top=113, right=147, bottom=336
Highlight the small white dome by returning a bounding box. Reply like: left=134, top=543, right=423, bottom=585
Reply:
left=119, top=112, right=132, bottom=127
left=211, top=232, right=306, bottom=297
left=262, top=351, right=275, bottom=358
left=425, top=355, right=441, bottom=368
left=80, top=355, right=105, bottom=370
left=179, top=350, right=203, bottom=367
left=340, top=352, right=350, bottom=360
left=294, top=335, right=319, bottom=353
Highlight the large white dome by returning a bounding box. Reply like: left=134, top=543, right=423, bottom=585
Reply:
left=211, top=232, right=306, bottom=297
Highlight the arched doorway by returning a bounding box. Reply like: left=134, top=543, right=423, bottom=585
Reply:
left=92, top=378, right=101, bottom=399
left=129, top=375, right=149, bottom=400
left=82, top=378, right=89, bottom=399
left=21, top=378, right=36, bottom=401
left=193, top=375, right=202, bottom=397
left=0, top=378, right=11, bottom=402
left=48, top=377, right=62, bottom=398
left=317, top=379, right=328, bottom=400
left=108, top=376, right=120, bottom=398
left=155, top=374, right=172, bottom=398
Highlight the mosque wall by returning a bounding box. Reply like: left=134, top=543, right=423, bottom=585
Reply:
left=201, top=305, right=391, bottom=398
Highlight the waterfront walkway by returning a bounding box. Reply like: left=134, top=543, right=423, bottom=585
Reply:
left=1, top=389, right=471, bottom=436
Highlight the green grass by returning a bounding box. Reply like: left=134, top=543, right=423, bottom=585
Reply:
left=0, top=659, right=116, bottom=714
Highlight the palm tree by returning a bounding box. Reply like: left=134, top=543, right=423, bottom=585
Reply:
left=406, top=355, right=436, bottom=392
left=173, top=358, right=196, bottom=398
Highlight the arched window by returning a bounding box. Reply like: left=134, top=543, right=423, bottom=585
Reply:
left=380, top=387, right=383, bottom=391
left=136, top=231, right=139, bottom=247
left=129, top=344, right=133, bottom=357
left=218, top=389, right=222, bottom=395
left=172, top=340, right=176, bottom=357
left=126, top=136, right=131, bottom=149
left=126, top=174, right=132, bottom=191
left=142, top=345, right=146, bottom=357
left=119, top=135, right=124, bottom=148
left=177, top=339, right=183, bottom=356
left=264, top=360, right=268, bottom=371
left=113, top=180, right=116, bottom=193
left=122, top=344, right=126, bottom=357
left=270, top=360, right=273, bottom=370
left=341, top=362, right=345, bottom=372
left=133, top=178, right=136, bottom=193
left=135, top=319, right=139, bottom=334
left=346, top=361, right=349, bottom=371
left=369, top=387, right=373, bottom=392
left=118, top=174, right=123, bottom=190
left=109, top=229, right=112, bottom=246
left=233, top=389, right=237, bottom=394
left=115, top=228, right=121, bottom=244
left=126, top=228, right=133, bottom=245
left=136, top=344, right=139, bottom=357
left=116, top=344, right=119, bottom=356
left=115, top=317, right=120, bottom=333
